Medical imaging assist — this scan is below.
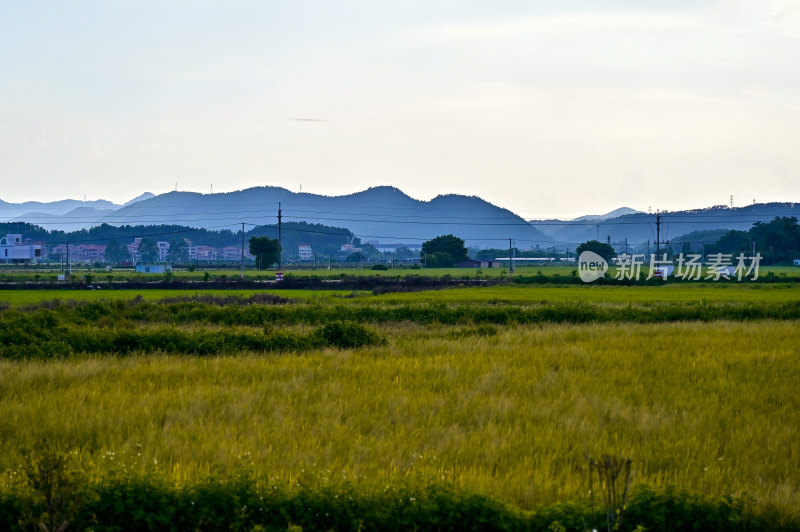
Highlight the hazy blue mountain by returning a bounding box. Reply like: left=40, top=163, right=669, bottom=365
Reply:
left=0, top=199, right=117, bottom=219
left=531, top=203, right=800, bottom=252
left=0, top=193, right=155, bottom=222
left=123, top=192, right=155, bottom=206
left=93, top=186, right=550, bottom=248
left=8, top=207, right=117, bottom=232
left=5, top=187, right=798, bottom=250
left=572, top=207, right=643, bottom=222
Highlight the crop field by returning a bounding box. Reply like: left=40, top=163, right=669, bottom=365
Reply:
left=1, top=283, right=799, bottom=530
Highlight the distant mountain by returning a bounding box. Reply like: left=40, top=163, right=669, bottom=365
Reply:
left=0, top=198, right=117, bottom=219
left=572, top=207, right=643, bottom=222
left=4, top=188, right=798, bottom=250
left=96, top=186, right=550, bottom=248
left=123, top=192, right=155, bottom=206
left=0, top=193, right=155, bottom=222
left=531, top=203, right=800, bottom=251
left=8, top=207, right=117, bottom=232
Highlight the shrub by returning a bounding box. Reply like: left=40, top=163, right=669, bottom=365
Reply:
left=313, top=321, right=387, bottom=349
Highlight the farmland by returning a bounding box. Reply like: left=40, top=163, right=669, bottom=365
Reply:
left=1, top=282, right=799, bottom=530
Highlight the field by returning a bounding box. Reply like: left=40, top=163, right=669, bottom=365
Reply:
left=1, top=282, right=799, bottom=530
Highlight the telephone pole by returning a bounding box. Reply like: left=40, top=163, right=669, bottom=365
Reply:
left=655, top=211, right=661, bottom=256
left=277, top=202, right=282, bottom=271
left=509, top=238, right=514, bottom=274
left=240, top=222, right=245, bottom=279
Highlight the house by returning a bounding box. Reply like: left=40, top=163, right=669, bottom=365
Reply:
left=456, top=259, right=501, bottom=269
left=77, top=244, right=107, bottom=262
left=794, top=259, right=800, bottom=266
left=298, top=244, right=313, bottom=260
left=127, top=238, right=142, bottom=263
left=193, top=245, right=217, bottom=261
left=0, top=234, right=43, bottom=263
left=220, top=246, right=243, bottom=261
left=136, top=264, right=172, bottom=274
left=340, top=244, right=362, bottom=253
left=157, top=241, right=170, bottom=261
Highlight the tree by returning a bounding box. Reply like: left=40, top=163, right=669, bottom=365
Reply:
left=104, top=239, right=127, bottom=264
left=137, top=238, right=159, bottom=263
left=346, top=252, right=364, bottom=263
left=249, top=236, right=281, bottom=269
left=168, top=239, right=189, bottom=263
left=394, top=246, right=416, bottom=260
left=421, top=234, right=468, bottom=267
left=712, top=216, right=800, bottom=264
left=576, top=240, right=617, bottom=262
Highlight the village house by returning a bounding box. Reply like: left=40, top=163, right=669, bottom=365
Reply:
left=0, top=234, right=42, bottom=263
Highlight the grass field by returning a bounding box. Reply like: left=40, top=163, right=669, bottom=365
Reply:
left=1, top=282, right=799, bottom=307
left=2, top=321, right=799, bottom=517
left=1, top=263, right=799, bottom=282
left=1, top=282, right=799, bottom=529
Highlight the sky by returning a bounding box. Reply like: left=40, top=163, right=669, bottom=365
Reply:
left=1, top=0, right=799, bottom=219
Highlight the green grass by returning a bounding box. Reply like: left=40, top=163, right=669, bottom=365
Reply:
left=0, top=288, right=360, bottom=307
left=1, top=320, right=798, bottom=520
left=1, top=283, right=799, bottom=527
left=1, top=281, right=798, bottom=308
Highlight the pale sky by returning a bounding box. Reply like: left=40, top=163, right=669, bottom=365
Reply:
left=1, top=0, right=799, bottom=219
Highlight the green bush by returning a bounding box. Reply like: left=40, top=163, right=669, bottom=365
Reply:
left=0, top=479, right=788, bottom=532
left=313, top=321, right=387, bottom=349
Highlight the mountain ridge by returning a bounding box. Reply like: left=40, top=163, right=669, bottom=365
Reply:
left=2, top=187, right=798, bottom=249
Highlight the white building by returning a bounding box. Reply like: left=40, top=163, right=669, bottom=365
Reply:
left=0, top=234, right=42, bottom=263
left=157, top=241, right=170, bottom=261
left=298, top=244, right=313, bottom=260
left=136, top=264, right=172, bottom=274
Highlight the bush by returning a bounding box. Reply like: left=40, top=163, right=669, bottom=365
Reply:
left=313, top=321, right=387, bottom=349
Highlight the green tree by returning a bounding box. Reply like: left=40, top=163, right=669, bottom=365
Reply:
left=168, top=239, right=189, bottom=263
left=710, top=217, right=800, bottom=264
left=576, top=240, right=617, bottom=262
left=104, top=239, right=126, bottom=264
left=394, top=246, right=416, bottom=259
left=137, top=238, right=159, bottom=263
left=249, top=236, right=280, bottom=269
left=421, top=234, right=468, bottom=267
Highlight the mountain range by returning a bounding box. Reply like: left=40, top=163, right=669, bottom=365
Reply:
left=1, top=187, right=797, bottom=250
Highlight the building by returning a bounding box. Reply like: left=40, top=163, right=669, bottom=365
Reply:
left=340, top=243, right=362, bottom=253
left=193, top=245, right=217, bottom=261
left=220, top=246, right=243, bottom=262
left=1, top=234, right=43, bottom=263
left=157, top=241, right=170, bottom=261
left=456, top=259, right=501, bottom=269
left=77, top=244, right=107, bottom=263
left=127, top=238, right=142, bottom=264
left=298, top=244, right=313, bottom=260
left=794, top=259, right=800, bottom=266
left=136, top=264, right=172, bottom=274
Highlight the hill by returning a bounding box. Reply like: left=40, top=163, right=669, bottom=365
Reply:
left=3, top=186, right=550, bottom=249
left=531, top=203, right=800, bottom=251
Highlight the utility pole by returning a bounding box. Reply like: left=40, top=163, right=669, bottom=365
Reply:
left=240, top=222, right=245, bottom=279
left=509, top=238, right=514, bottom=274
left=66, top=241, right=71, bottom=276
left=328, top=252, right=331, bottom=270
left=624, top=237, right=628, bottom=254
left=277, top=202, right=282, bottom=272
left=655, top=211, right=661, bottom=256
